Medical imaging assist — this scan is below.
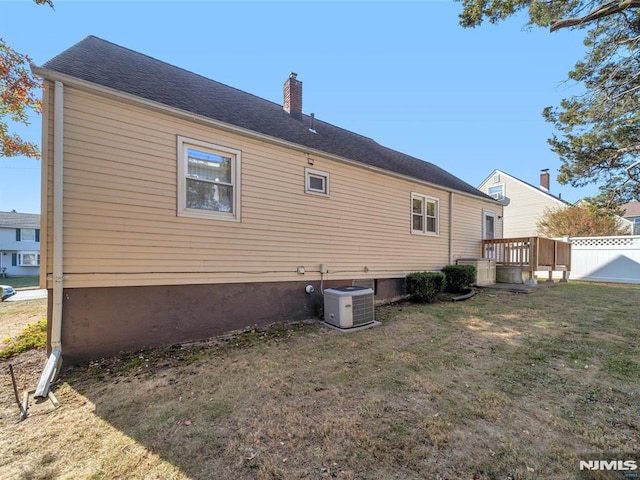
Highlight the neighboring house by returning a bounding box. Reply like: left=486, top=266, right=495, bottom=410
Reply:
left=0, top=211, right=41, bottom=278
left=621, top=201, right=640, bottom=235
left=35, top=36, right=502, bottom=361
left=479, top=169, right=570, bottom=238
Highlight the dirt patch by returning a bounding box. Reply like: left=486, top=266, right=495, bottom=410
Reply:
left=0, top=349, right=47, bottom=424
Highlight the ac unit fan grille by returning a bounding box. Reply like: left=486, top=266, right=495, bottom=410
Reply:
left=352, top=293, right=374, bottom=326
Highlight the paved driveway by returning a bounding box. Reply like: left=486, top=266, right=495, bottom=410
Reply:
left=5, top=289, right=48, bottom=302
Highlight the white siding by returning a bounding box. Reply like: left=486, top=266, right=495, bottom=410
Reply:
left=480, top=170, right=565, bottom=238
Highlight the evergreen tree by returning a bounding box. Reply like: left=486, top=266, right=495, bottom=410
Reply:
left=457, top=1, right=640, bottom=206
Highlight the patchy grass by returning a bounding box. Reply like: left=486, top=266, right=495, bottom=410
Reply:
left=0, top=297, right=47, bottom=342
left=3, top=276, right=40, bottom=289
left=1, top=282, right=639, bottom=480
left=0, top=318, right=47, bottom=359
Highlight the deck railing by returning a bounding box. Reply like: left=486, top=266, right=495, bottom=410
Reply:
left=482, top=237, right=571, bottom=281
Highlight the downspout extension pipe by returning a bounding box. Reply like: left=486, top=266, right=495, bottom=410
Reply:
left=452, top=288, right=476, bottom=302
left=35, top=80, right=64, bottom=399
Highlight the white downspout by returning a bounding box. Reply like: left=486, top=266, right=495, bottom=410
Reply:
left=35, top=81, right=64, bottom=398
left=449, top=191, right=454, bottom=265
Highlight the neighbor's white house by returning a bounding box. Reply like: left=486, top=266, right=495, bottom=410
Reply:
left=478, top=169, right=571, bottom=238
left=621, top=201, right=640, bottom=235
left=480, top=169, right=634, bottom=237
left=0, top=210, right=41, bottom=277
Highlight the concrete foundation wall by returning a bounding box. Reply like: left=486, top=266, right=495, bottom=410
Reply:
left=51, top=278, right=405, bottom=363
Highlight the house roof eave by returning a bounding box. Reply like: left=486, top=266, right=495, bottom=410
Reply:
left=35, top=36, right=495, bottom=202
left=479, top=169, right=571, bottom=206
left=34, top=66, right=498, bottom=204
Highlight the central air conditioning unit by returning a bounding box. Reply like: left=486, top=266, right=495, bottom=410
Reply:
left=323, top=286, right=375, bottom=329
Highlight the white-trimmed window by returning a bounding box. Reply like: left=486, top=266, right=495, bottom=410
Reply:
left=177, top=136, right=241, bottom=221
left=412, top=193, right=439, bottom=235
left=18, top=252, right=40, bottom=267
left=305, top=168, right=330, bottom=196
left=18, top=228, right=38, bottom=242
left=488, top=185, right=504, bottom=200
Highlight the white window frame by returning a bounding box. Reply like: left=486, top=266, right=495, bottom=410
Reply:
left=487, top=184, right=505, bottom=201
left=18, top=252, right=40, bottom=267
left=177, top=136, right=241, bottom=221
left=305, top=167, right=330, bottom=196
left=411, top=193, right=439, bottom=235
left=483, top=210, right=498, bottom=240
left=19, top=229, right=37, bottom=242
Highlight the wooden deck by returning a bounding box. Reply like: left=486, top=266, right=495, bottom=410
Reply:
left=482, top=237, right=571, bottom=282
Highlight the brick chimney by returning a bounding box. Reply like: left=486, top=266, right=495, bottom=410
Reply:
left=540, top=169, right=550, bottom=191
left=283, top=72, right=302, bottom=120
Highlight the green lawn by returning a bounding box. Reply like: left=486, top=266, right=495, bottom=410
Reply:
left=1, top=282, right=639, bottom=480
left=2, top=276, right=40, bottom=289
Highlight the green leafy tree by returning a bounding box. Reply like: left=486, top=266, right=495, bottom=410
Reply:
left=1, top=0, right=53, bottom=158
left=456, top=1, right=640, bottom=206
left=537, top=203, right=630, bottom=237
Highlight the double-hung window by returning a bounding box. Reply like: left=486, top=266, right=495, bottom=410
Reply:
left=177, top=136, right=241, bottom=221
left=411, top=193, right=439, bottom=235
left=17, top=229, right=38, bottom=242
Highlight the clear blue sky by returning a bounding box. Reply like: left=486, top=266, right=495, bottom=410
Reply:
left=1, top=0, right=594, bottom=214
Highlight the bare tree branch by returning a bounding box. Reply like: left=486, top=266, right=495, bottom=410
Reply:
left=551, top=0, right=640, bottom=31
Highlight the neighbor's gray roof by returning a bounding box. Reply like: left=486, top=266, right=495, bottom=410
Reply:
left=480, top=169, right=572, bottom=206
left=0, top=211, right=40, bottom=229
left=621, top=201, right=640, bottom=217
left=37, top=36, right=491, bottom=200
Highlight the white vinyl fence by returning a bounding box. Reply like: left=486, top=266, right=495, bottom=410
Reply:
left=569, top=236, right=640, bottom=284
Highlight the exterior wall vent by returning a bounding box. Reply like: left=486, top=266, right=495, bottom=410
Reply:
left=323, top=286, right=375, bottom=329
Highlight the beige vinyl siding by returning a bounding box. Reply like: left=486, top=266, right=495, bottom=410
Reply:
left=451, top=193, right=501, bottom=260
left=48, top=86, right=494, bottom=288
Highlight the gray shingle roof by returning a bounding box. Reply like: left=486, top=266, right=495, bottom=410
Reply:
left=483, top=170, right=572, bottom=206
left=0, top=211, right=40, bottom=229
left=38, top=36, right=490, bottom=200
left=622, top=201, right=640, bottom=217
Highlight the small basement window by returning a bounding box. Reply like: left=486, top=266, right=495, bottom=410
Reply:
left=305, top=168, right=330, bottom=196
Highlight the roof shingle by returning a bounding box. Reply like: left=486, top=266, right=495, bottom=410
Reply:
left=622, top=201, right=640, bottom=217
left=37, top=36, right=490, bottom=200
left=0, top=211, right=40, bottom=229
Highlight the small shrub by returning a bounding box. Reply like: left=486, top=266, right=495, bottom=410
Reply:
left=0, top=318, right=47, bottom=359
left=406, top=272, right=446, bottom=303
left=441, top=265, right=476, bottom=293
